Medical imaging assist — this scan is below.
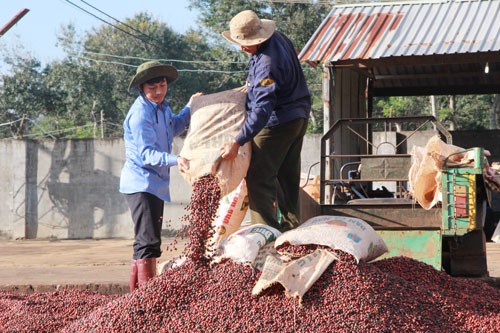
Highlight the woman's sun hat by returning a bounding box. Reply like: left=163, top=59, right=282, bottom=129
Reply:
left=128, top=61, right=178, bottom=92
left=222, top=10, right=275, bottom=47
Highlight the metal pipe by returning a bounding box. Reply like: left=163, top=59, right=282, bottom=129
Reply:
left=0, top=8, right=30, bottom=38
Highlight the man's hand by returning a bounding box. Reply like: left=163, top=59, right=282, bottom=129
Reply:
left=177, top=156, right=190, bottom=173
left=220, top=140, right=240, bottom=160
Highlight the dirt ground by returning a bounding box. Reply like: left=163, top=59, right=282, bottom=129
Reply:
left=0, top=238, right=187, bottom=294
left=0, top=238, right=499, bottom=294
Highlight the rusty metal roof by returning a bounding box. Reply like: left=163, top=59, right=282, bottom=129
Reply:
left=299, top=0, right=500, bottom=96
left=300, top=0, right=500, bottom=63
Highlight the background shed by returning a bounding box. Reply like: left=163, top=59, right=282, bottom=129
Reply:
left=299, top=0, right=500, bottom=233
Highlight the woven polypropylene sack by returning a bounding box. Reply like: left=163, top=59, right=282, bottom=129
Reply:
left=180, top=89, right=251, bottom=196
left=211, top=179, right=249, bottom=248
left=220, top=224, right=282, bottom=264
left=409, top=135, right=464, bottom=209
left=275, top=215, right=388, bottom=262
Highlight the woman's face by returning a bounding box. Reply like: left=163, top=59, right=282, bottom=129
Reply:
left=142, top=79, right=167, bottom=104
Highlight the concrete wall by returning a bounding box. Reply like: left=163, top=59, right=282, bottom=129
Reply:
left=1, top=131, right=497, bottom=240
left=0, top=140, right=27, bottom=239
left=0, top=136, right=322, bottom=240
left=0, top=138, right=194, bottom=240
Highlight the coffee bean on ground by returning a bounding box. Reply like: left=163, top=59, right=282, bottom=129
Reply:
left=1, top=174, right=499, bottom=332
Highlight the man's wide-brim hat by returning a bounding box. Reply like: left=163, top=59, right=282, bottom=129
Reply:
left=222, top=10, right=276, bottom=46
left=128, top=61, right=178, bottom=92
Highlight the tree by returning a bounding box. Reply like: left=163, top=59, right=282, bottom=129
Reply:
left=374, top=94, right=495, bottom=131
left=189, top=0, right=328, bottom=48
left=374, top=96, right=430, bottom=131
left=452, top=95, right=491, bottom=130
left=0, top=52, right=60, bottom=138
left=0, top=12, right=243, bottom=139
left=491, top=94, right=500, bottom=129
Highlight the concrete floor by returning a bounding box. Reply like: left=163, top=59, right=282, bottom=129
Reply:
left=0, top=238, right=187, bottom=294
left=0, top=238, right=498, bottom=294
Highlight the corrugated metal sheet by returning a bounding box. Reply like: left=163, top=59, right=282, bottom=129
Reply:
left=300, top=0, right=500, bottom=63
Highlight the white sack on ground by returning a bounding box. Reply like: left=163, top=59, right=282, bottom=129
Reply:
left=219, top=224, right=281, bottom=264
left=252, top=249, right=337, bottom=298
left=180, top=89, right=251, bottom=196
left=275, top=215, right=388, bottom=262
left=253, top=242, right=281, bottom=272
left=158, top=256, right=187, bottom=275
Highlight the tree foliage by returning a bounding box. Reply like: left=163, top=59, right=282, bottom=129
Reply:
left=0, top=54, right=58, bottom=138
left=0, top=12, right=245, bottom=139
left=374, top=95, right=496, bottom=131
left=188, top=0, right=328, bottom=48
left=0, top=3, right=331, bottom=139
left=2, top=4, right=497, bottom=140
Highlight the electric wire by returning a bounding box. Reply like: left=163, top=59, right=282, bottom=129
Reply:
left=63, top=0, right=160, bottom=50
left=62, top=1, right=249, bottom=70
left=79, top=56, right=247, bottom=74
left=80, top=51, right=320, bottom=73
left=63, top=1, right=318, bottom=74
left=77, top=0, right=159, bottom=43
left=25, top=118, right=57, bottom=139
left=83, top=51, right=247, bottom=65
left=3, top=2, right=323, bottom=138
left=0, top=125, right=14, bottom=136
left=22, top=120, right=98, bottom=139
left=1, top=116, right=114, bottom=139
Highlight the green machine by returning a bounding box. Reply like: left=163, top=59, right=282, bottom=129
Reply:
left=440, top=147, right=488, bottom=276
left=319, top=116, right=489, bottom=277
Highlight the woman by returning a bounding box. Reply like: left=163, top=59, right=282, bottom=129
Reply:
left=120, top=60, right=202, bottom=291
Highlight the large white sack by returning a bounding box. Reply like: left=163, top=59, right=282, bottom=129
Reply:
left=180, top=88, right=251, bottom=196
left=252, top=249, right=337, bottom=298
left=219, top=224, right=281, bottom=264
left=275, top=215, right=388, bottom=262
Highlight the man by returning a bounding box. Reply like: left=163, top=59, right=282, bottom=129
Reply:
left=220, top=10, right=311, bottom=232
left=120, top=61, right=202, bottom=291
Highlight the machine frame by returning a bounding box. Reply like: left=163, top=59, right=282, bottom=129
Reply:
left=319, top=116, right=489, bottom=276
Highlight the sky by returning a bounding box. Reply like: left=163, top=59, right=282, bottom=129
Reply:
left=0, top=0, right=199, bottom=73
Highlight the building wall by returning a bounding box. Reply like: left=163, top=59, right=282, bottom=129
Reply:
left=0, top=140, right=27, bottom=239
left=0, top=136, right=323, bottom=240
left=0, top=139, right=194, bottom=240
left=0, top=131, right=497, bottom=240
